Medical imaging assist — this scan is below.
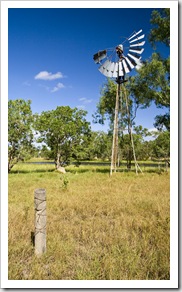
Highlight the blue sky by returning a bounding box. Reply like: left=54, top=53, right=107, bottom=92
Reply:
left=8, top=7, right=169, bottom=132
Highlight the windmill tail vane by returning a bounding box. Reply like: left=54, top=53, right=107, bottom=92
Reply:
left=93, top=29, right=145, bottom=83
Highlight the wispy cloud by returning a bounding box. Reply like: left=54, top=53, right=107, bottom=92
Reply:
left=79, top=97, right=93, bottom=104
left=38, top=84, right=50, bottom=91
left=51, top=82, right=65, bottom=93
left=34, top=71, right=64, bottom=81
left=76, top=105, right=86, bottom=110
left=23, top=81, right=31, bottom=86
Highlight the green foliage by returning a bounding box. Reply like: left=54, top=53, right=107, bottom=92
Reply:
left=132, top=53, right=170, bottom=108
left=149, top=8, right=170, bottom=47
left=130, top=52, right=170, bottom=131
left=143, top=8, right=170, bottom=130
left=93, top=79, right=116, bottom=125
left=82, top=131, right=112, bottom=161
left=154, top=113, right=170, bottom=132
left=34, top=106, right=91, bottom=168
left=152, top=131, right=170, bottom=160
left=130, top=9, right=170, bottom=131
left=8, top=99, right=33, bottom=172
left=119, top=126, right=152, bottom=162
left=60, top=175, right=69, bottom=190
left=93, top=78, right=148, bottom=131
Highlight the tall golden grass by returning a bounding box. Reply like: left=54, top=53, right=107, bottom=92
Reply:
left=8, top=164, right=170, bottom=280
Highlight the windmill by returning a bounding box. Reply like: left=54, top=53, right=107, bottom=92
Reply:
left=93, top=29, right=145, bottom=175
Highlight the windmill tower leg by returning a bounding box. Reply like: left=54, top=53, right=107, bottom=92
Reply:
left=110, top=82, right=120, bottom=176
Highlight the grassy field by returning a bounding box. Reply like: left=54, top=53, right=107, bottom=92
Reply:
left=8, top=163, right=170, bottom=280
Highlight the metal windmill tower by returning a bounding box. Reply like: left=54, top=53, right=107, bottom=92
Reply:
left=93, top=29, right=145, bottom=175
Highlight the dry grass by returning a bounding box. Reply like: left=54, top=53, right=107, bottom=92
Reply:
left=8, top=163, right=170, bottom=280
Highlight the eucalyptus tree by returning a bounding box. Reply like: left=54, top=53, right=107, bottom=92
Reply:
left=34, top=106, right=91, bottom=168
left=149, top=8, right=170, bottom=47
left=152, top=131, right=170, bottom=163
left=132, top=8, right=170, bottom=131
left=83, top=131, right=112, bottom=161
left=8, top=99, right=33, bottom=172
left=131, top=52, right=170, bottom=130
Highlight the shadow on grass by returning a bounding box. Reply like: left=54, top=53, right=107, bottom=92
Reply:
left=67, top=167, right=166, bottom=175
left=9, top=166, right=167, bottom=175
left=9, top=169, right=56, bottom=174
left=31, top=232, right=35, bottom=247
left=118, top=168, right=167, bottom=174
left=67, top=168, right=110, bottom=174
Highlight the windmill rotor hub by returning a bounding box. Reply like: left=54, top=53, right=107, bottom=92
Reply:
left=116, top=44, right=124, bottom=59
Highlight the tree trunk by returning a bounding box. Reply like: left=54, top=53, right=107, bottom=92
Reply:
left=8, top=162, right=11, bottom=173
left=56, top=152, right=61, bottom=169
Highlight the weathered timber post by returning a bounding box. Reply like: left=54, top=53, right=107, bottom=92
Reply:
left=110, top=82, right=120, bottom=176
left=34, top=189, right=46, bottom=256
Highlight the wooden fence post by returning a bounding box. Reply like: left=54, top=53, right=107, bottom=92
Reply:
left=34, top=189, right=46, bottom=256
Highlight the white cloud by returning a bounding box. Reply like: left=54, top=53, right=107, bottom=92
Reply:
left=51, top=82, right=65, bottom=93
left=79, top=97, right=93, bottom=104
left=148, top=128, right=159, bottom=133
left=34, top=71, right=64, bottom=81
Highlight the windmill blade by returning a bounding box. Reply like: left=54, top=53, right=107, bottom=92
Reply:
left=98, top=59, right=111, bottom=76
left=129, top=34, right=145, bottom=44
left=99, top=59, right=111, bottom=71
left=108, top=62, right=115, bottom=72
left=128, top=29, right=142, bottom=41
left=98, top=67, right=111, bottom=77
left=127, top=53, right=141, bottom=64
left=130, top=41, right=145, bottom=47
left=119, top=61, right=124, bottom=77
left=122, top=59, right=130, bottom=74
left=99, top=61, right=115, bottom=77
left=112, top=62, right=119, bottom=78
left=124, top=56, right=135, bottom=70
left=93, top=50, right=107, bottom=64
left=107, top=62, right=115, bottom=77
left=129, top=48, right=144, bottom=54
left=127, top=55, right=137, bottom=67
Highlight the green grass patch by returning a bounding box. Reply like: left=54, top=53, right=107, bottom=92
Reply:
left=8, top=163, right=170, bottom=280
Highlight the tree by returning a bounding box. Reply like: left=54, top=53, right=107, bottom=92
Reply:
left=93, top=79, right=116, bottom=126
left=149, top=8, right=170, bottom=47
left=119, top=126, right=152, bottom=163
left=152, top=131, right=170, bottom=162
left=34, top=106, right=91, bottom=168
left=132, top=53, right=170, bottom=109
left=8, top=99, right=33, bottom=172
left=154, top=112, right=170, bottom=132
left=83, top=131, right=112, bottom=161
left=133, top=8, right=170, bottom=131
